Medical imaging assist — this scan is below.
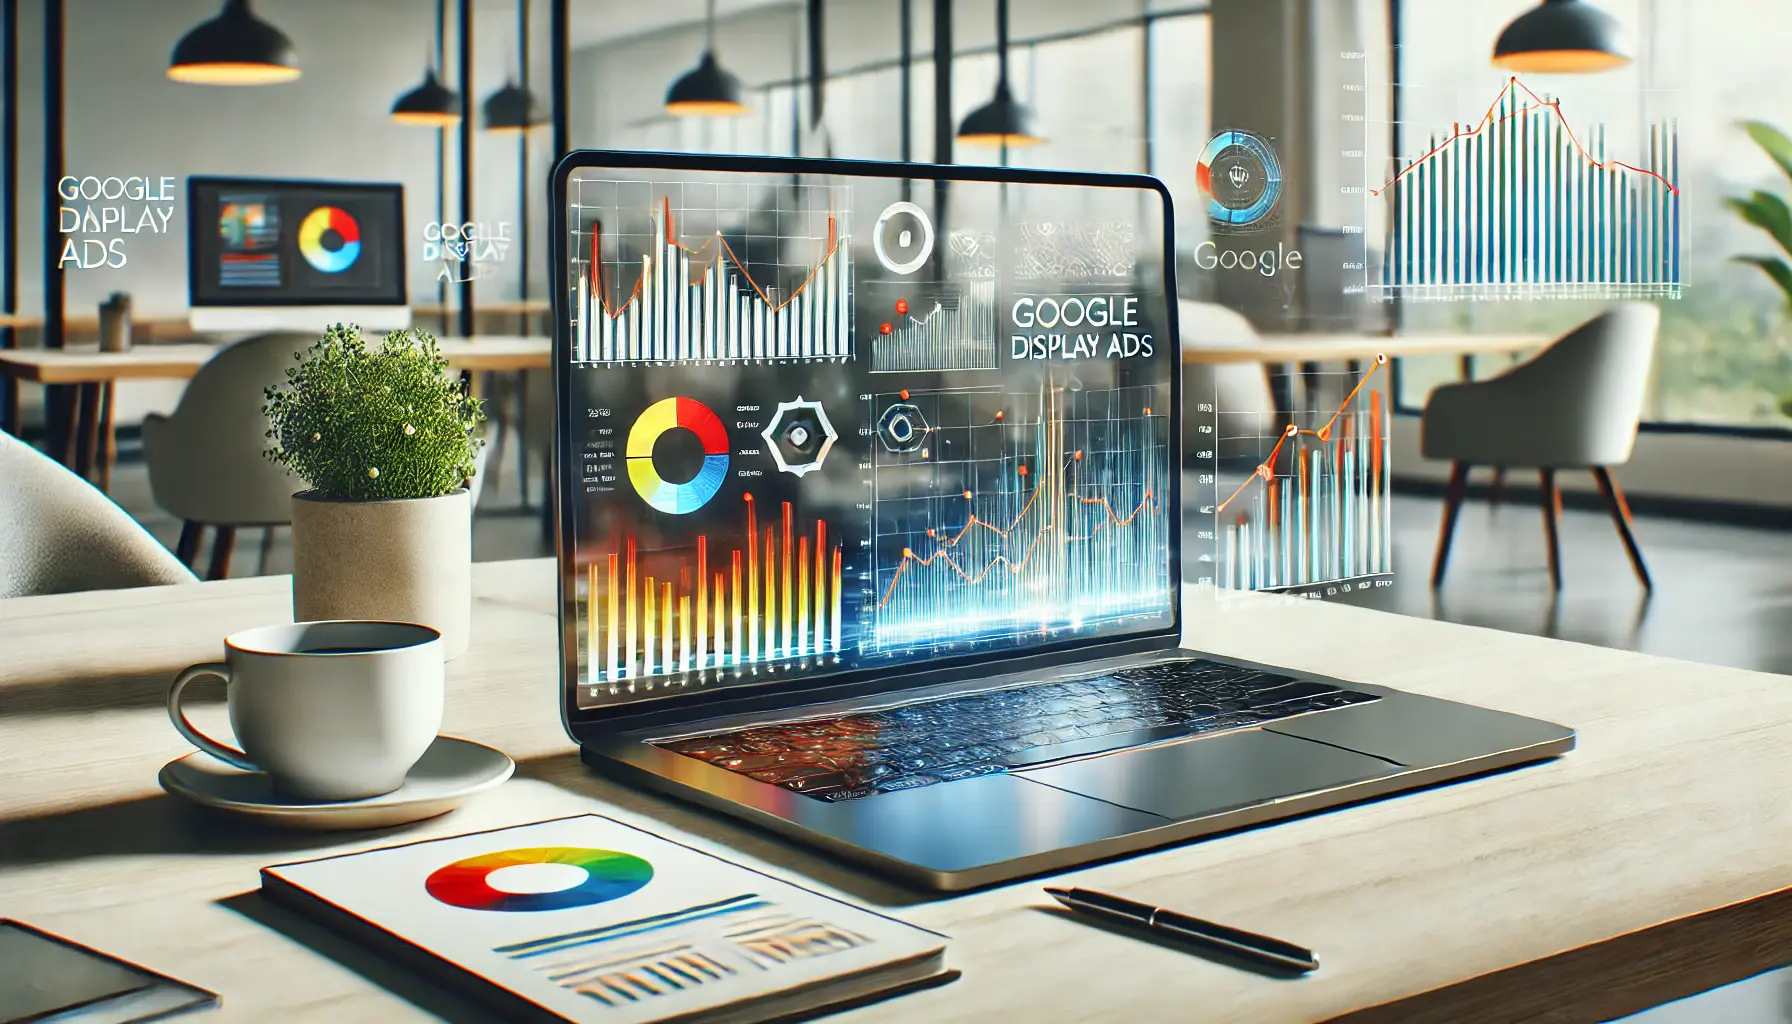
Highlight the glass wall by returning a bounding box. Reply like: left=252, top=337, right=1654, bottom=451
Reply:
left=1393, top=0, right=1792, bottom=430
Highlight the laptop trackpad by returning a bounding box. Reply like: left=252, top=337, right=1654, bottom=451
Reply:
left=1017, top=729, right=1399, bottom=821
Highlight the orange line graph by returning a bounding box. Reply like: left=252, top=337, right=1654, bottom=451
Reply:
left=1372, top=77, right=1680, bottom=200
left=1217, top=354, right=1388, bottom=514
left=876, top=454, right=1157, bottom=608
left=587, top=196, right=841, bottom=320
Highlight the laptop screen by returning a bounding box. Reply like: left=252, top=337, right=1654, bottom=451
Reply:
left=556, top=155, right=1178, bottom=711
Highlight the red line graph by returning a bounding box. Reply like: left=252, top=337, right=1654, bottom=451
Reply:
left=1372, top=77, right=1680, bottom=200
left=587, top=195, right=841, bottom=319
left=1217, top=355, right=1387, bottom=514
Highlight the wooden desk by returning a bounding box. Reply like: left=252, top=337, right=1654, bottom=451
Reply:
left=4, top=561, right=1789, bottom=1023
left=0, top=338, right=552, bottom=488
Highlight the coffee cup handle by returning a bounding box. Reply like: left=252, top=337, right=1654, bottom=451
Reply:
left=167, top=662, right=259, bottom=771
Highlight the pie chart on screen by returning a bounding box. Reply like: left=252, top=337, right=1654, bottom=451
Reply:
left=298, top=205, right=361, bottom=273
left=626, top=397, right=730, bottom=515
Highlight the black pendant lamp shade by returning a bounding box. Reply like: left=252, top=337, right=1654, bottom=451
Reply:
left=484, top=79, right=543, bottom=131
left=392, top=68, right=461, bottom=126
left=168, top=0, right=300, bottom=85
left=1493, top=0, right=1630, bottom=73
left=666, top=0, right=748, bottom=116
left=957, top=0, right=1042, bottom=147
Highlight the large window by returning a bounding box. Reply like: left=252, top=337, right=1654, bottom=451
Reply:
left=1393, top=0, right=1792, bottom=430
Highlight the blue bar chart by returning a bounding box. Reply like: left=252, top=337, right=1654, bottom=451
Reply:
left=573, top=195, right=852, bottom=363
left=1218, top=362, right=1392, bottom=590
left=1375, top=77, right=1681, bottom=301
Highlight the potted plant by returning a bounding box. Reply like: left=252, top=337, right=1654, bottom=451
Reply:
left=1725, top=120, right=1792, bottom=420
left=264, top=324, right=487, bottom=659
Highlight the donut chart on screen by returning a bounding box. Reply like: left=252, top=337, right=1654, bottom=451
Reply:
left=626, top=397, right=730, bottom=515
left=1195, top=130, right=1282, bottom=227
left=297, top=205, right=362, bottom=273
left=425, top=847, right=654, bottom=912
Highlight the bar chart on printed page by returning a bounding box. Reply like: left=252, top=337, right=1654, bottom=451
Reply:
left=568, top=179, right=853, bottom=364
left=1215, top=357, right=1392, bottom=592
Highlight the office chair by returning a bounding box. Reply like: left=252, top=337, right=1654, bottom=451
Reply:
left=1422, top=303, right=1659, bottom=592
left=143, top=334, right=310, bottom=579
left=0, top=429, right=197, bottom=598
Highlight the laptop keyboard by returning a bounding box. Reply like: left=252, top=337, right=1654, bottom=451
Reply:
left=655, top=659, right=1379, bottom=802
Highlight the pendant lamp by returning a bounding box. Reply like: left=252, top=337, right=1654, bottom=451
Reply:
left=666, top=0, right=747, bottom=116
left=393, top=1, right=460, bottom=125
left=1493, top=0, right=1630, bottom=73
left=485, top=0, right=544, bottom=130
left=957, top=0, right=1042, bottom=147
left=168, top=0, right=299, bottom=85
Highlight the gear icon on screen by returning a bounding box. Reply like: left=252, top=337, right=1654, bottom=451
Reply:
left=762, top=397, right=837, bottom=477
left=876, top=402, right=928, bottom=454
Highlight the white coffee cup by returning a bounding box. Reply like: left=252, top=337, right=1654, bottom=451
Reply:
left=166, top=620, right=445, bottom=801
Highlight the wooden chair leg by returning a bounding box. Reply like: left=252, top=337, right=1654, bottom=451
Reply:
left=206, top=526, right=237, bottom=581
left=1592, top=467, right=1652, bottom=590
left=175, top=521, right=203, bottom=566
left=97, top=382, right=117, bottom=493
left=1431, top=461, right=1471, bottom=588
left=1488, top=466, right=1506, bottom=508
left=1539, top=469, right=1563, bottom=592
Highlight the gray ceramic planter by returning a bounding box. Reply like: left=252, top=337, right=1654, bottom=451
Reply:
left=290, top=489, right=472, bottom=659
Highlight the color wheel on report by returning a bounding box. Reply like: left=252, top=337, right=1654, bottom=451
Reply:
left=297, top=205, right=361, bottom=273
left=627, top=397, right=730, bottom=515
left=425, top=847, right=654, bottom=912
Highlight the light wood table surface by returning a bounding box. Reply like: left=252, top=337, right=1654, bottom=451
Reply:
left=1185, top=332, right=1548, bottom=364
left=3, top=560, right=1789, bottom=1022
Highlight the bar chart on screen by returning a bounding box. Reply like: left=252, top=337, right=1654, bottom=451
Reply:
left=569, top=183, right=854, bottom=364
left=1216, top=358, right=1392, bottom=591
left=581, top=494, right=849, bottom=689
left=1372, top=77, right=1681, bottom=301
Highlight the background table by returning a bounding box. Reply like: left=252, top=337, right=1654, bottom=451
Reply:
left=0, top=337, right=552, bottom=490
left=4, top=561, right=1790, bottom=1022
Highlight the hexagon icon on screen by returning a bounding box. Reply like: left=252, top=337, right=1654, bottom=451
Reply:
left=876, top=402, right=928, bottom=454
left=762, top=397, right=837, bottom=477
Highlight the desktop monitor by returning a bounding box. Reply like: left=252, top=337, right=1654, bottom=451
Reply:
left=186, top=176, right=410, bottom=332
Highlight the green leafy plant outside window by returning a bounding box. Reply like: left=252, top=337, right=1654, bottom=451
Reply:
left=263, top=324, right=487, bottom=501
left=1726, top=121, right=1792, bottom=420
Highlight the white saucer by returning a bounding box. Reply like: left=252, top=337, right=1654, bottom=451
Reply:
left=158, top=735, right=515, bottom=830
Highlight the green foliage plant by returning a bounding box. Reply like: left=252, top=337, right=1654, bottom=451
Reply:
left=1726, top=121, right=1792, bottom=419
left=264, top=324, right=486, bottom=501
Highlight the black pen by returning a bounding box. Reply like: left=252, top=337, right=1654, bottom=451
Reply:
left=1044, top=886, right=1320, bottom=974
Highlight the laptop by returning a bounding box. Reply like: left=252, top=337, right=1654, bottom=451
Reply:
left=550, top=151, right=1573, bottom=892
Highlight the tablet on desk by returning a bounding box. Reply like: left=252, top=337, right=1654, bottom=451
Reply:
left=0, top=920, right=216, bottom=1023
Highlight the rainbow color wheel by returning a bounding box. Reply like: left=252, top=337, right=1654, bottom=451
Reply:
left=425, top=847, right=653, bottom=912
left=626, top=397, right=730, bottom=515
left=297, top=205, right=362, bottom=273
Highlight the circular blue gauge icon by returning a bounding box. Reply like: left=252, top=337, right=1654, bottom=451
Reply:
left=1196, top=130, right=1283, bottom=227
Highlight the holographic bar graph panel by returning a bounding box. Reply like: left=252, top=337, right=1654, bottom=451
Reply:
left=1377, top=78, right=1681, bottom=300
left=583, top=496, right=845, bottom=685
left=871, top=280, right=998, bottom=372
left=574, top=197, right=852, bottom=363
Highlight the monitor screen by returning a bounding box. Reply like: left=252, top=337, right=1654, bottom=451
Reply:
left=556, top=155, right=1179, bottom=712
left=187, top=177, right=406, bottom=307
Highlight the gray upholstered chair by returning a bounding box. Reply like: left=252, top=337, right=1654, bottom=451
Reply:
left=0, top=429, right=197, bottom=598
left=143, top=334, right=309, bottom=579
left=1422, top=303, right=1660, bottom=591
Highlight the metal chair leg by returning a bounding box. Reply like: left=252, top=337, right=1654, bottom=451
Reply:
left=206, top=526, right=237, bottom=581
left=1592, top=467, right=1651, bottom=590
left=175, top=521, right=203, bottom=566
left=1539, top=469, right=1562, bottom=591
left=1431, top=461, right=1470, bottom=588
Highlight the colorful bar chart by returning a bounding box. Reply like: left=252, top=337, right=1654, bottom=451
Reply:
left=873, top=384, right=1171, bottom=648
left=871, top=281, right=998, bottom=372
left=1218, top=365, right=1392, bottom=590
left=583, top=495, right=845, bottom=685
left=574, top=196, right=852, bottom=363
left=1375, top=77, right=1681, bottom=300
